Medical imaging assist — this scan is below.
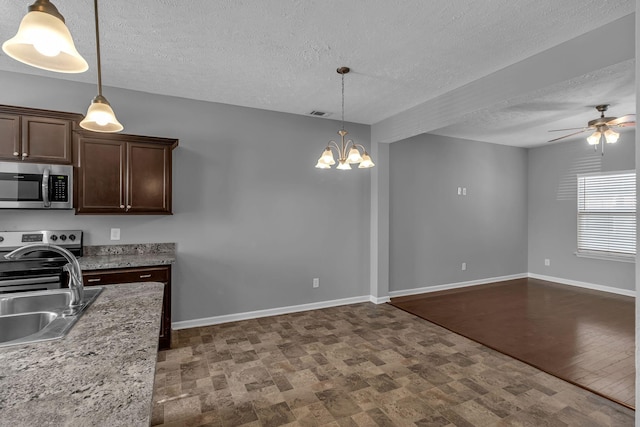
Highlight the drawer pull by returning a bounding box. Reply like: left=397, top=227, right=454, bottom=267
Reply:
left=139, top=274, right=152, bottom=279
left=87, top=278, right=101, bottom=283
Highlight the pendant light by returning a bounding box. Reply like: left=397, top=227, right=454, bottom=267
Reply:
left=3, top=0, right=88, bottom=73
left=315, top=67, right=374, bottom=170
left=79, top=0, right=123, bottom=133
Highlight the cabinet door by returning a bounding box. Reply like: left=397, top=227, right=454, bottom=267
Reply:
left=0, top=114, right=21, bottom=161
left=127, top=142, right=172, bottom=214
left=21, top=115, right=73, bottom=164
left=76, top=137, right=126, bottom=213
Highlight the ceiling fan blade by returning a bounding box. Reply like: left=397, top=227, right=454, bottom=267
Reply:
left=547, top=129, right=589, bottom=143
left=613, top=121, right=636, bottom=128
left=548, top=127, right=589, bottom=132
left=607, top=114, right=636, bottom=126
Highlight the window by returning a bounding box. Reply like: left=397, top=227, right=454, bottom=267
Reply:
left=577, top=171, right=636, bottom=261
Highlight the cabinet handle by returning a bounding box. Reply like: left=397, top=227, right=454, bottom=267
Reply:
left=22, top=152, right=28, bottom=158
left=139, top=274, right=152, bottom=279
left=87, top=278, right=101, bottom=283
left=13, top=151, right=19, bottom=157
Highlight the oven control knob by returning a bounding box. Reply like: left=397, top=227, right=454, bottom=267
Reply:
left=0, top=236, right=3, bottom=242
left=68, top=234, right=76, bottom=241
left=59, top=235, right=67, bottom=241
left=50, top=235, right=58, bottom=241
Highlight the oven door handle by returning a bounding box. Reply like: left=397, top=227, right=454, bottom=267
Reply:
left=0, top=275, right=61, bottom=286
left=42, top=168, right=51, bottom=208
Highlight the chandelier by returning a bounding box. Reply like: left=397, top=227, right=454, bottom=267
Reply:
left=315, top=67, right=374, bottom=170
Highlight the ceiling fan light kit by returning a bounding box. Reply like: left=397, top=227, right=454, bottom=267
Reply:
left=2, top=0, right=88, bottom=73
left=315, top=67, right=374, bottom=170
left=548, top=104, right=635, bottom=155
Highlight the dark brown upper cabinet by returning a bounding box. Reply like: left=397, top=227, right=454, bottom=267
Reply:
left=75, top=132, right=178, bottom=215
left=0, top=105, right=82, bottom=164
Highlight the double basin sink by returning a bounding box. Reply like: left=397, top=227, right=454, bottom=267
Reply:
left=0, top=287, right=103, bottom=348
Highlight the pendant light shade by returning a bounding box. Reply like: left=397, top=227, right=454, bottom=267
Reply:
left=79, top=94, right=123, bottom=132
left=80, top=0, right=123, bottom=133
left=2, top=0, right=88, bottom=73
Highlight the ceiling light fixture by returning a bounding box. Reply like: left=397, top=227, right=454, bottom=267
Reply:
left=79, top=0, right=123, bottom=133
left=3, top=0, right=88, bottom=73
left=315, top=67, right=374, bottom=170
left=587, top=125, right=619, bottom=146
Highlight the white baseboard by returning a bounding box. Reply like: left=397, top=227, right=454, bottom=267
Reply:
left=370, top=295, right=390, bottom=304
left=173, top=272, right=634, bottom=330
left=527, top=273, right=636, bottom=297
left=388, top=273, right=528, bottom=298
left=172, top=295, right=371, bottom=330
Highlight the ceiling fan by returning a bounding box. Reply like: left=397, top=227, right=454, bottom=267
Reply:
left=547, top=104, right=635, bottom=144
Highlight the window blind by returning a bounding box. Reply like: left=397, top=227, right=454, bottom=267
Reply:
left=577, top=171, right=636, bottom=258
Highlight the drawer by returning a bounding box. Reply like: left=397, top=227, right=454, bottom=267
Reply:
left=83, top=266, right=169, bottom=286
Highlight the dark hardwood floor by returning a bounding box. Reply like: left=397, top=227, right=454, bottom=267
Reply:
left=390, top=277, right=636, bottom=409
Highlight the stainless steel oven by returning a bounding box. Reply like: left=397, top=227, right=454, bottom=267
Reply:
left=0, top=162, right=73, bottom=209
left=0, top=230, right=83, bottom=293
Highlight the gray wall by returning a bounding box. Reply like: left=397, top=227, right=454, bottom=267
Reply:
left=0, top=70, right=371, bottom=322
left=389, top=134, right=528, bottom=292
left=528, top=133, right=635, bottom=291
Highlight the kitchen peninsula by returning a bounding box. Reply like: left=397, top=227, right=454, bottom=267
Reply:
left=0, top=282, right=164, bottom=426
left=79, top=243, right=176, bottom=350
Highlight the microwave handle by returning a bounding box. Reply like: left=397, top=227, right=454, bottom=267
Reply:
left=42, top=168, right=51, bottom=208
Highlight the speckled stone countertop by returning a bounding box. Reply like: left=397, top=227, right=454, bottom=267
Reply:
left=79, top=243, right=176, bottom=270
left=0, top=282, right=164, bottom=427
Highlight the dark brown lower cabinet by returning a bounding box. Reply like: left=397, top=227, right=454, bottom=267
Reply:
left=82, top=265, right=171, bottom=350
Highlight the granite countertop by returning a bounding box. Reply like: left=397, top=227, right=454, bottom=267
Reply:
left=0, top=282, right=164, bottom=427
left=78, top=243, right=176, bottom=270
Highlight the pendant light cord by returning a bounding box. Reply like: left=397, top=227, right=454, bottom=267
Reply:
left=93, top=0, right=102, bottom=96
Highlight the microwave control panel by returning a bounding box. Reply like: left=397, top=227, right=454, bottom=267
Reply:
left=50, top=175, right=69, bottom=202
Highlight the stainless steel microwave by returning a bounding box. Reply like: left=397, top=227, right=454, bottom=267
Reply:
left=0, top=162, right=73, bottom=209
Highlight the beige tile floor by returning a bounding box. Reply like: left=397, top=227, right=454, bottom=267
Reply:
left=151, top=302, right=634, bottom=426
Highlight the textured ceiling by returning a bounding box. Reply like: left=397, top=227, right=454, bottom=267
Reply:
left=0, top=0, right=635, bottom=145
left=431, top=60, right=636, bottom=147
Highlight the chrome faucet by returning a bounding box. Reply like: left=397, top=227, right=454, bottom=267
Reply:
left=4, top=244, right=84, bottom=313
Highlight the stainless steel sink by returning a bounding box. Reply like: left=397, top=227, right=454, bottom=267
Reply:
left=0, top=287, right=103, bottom=348
left=0, top=312, right=58, bottom=343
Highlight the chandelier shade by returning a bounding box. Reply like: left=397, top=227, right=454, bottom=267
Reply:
left=2, top=0, right=88, bottom=73
left=315, top=67, right=374, bottom=170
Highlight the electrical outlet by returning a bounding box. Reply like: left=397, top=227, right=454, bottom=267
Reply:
left=462, top=187, right=467, bottom=196
left=461, top=262, right=466, bottom=271
left=110, top=228, right=121, bottom=241
left=313, top=278, right=319, bottom=288
left=544, top=259, right=550, bottom=266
